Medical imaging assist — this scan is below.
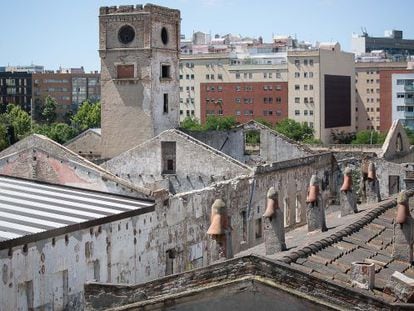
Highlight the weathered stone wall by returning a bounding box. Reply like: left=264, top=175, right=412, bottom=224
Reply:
left=0, top=208, right=159, bottom=311
left=103, top=130, right=251, bottom=193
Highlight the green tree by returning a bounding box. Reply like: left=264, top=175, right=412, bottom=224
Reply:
left=71, top=101, right=101, bottom=132
left=274, top=118, right=314, bottom=142
left=3, top=104, right=32, bottom=139
left=32, top=123, right=78, bottom=144
left=204, top=116, right=237, bottom=130
left=351, top=130, right=386, bottom=145
left=42, top=95, right=57, bottom=124
left=180, top=117, right=203, bottom=131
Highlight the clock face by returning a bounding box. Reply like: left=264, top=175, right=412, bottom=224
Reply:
left=118, top=25, right=135, bottom=44
left=161, top=27, right=168, bottom=45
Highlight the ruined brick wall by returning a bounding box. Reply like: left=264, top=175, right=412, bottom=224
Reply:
left=65, top=130, right=102, bottom=160
left=154, top=152, right=335, bottom=273
left=184, top=122, right=312, bottom=164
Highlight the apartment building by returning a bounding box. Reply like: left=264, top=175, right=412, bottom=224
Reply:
left=380, top=69, right=414, bottom=132
left=355, top=62, right=407, bottom=132
left=32, top=72, right=100, bottom=121
left=179, top=53, right=288, bottom=124
left=287, top=43, right=355, bottom=143
left=0, top=72, right=32, bottom=113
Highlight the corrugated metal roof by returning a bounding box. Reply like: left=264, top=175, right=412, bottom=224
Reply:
left=0, top=176, right=154, bottom=243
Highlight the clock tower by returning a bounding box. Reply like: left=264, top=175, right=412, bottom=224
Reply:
left=99, top=4, right=180, bottom=158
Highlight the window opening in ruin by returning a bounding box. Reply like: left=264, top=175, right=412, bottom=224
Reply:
left=241, top=210, right=247, bottom=242
left=25, top=280, right=34, bottom=310
left=255, top=218, right=262, bottom=239
left=295, top=195, right=301, bottom=223
left=396, top=133, right=403, bottom=152
left=165, top=249, right=176, bottom=275
left=388, top=175, right=400, bottom=195
left=163, top=93, right=169, bottom=113
left=161, top=64, right=171, bottom=79
left=244, top=130, right=260, bottom=155
left=284, top=198, right=289, bottom=228
left=161, top=141, right=176, bottom=174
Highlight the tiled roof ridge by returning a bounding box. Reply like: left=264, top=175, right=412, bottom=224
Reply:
left=280, top=189, right=414, bottom=264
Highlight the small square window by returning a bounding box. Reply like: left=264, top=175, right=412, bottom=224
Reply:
left=161, top=65, right=171, bottom=79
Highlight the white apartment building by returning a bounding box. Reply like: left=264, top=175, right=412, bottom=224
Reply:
left=287, top=43, right=356, bottom=143
left=392, top=73, right=414, bottom=130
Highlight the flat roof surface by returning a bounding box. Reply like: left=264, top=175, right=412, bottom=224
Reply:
left=0, top=175, right=154, bottom=242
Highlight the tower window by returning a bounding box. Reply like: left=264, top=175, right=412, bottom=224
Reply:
left=163, top=93, right=168, bottom=114
left=118, top=25, right=135, bottom=44
left=117, top=64, right=134, bottom=79
left=161, top=27, right=169, bottom=45
left=161, top=65, right=171, bottom=79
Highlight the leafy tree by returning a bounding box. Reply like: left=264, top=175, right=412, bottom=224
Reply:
left=3, top=104, right=32, bottom=139
left=180, top=117, right=203, bottom=131
left=71, top=101, right=101, bottom=132
left=204, top=116, right=237, bottom=130
left=351, top=130, right=386, bottom=145
left=274, top=118, right=314, bottom=142
left=32, top=123, right=78, bottom=144
left=0, top=124, right=9, bottom=150
left=42, top=95, right=57, bottom=124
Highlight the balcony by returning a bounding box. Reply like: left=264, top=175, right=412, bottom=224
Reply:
left=404, top=85, right=414, bottom=92
left=405, top=98, right=414, bottom=105
left=404, top=111, right=414, bottom=119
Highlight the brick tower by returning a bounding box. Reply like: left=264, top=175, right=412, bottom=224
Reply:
left=99, top=4, right=180, bottom=158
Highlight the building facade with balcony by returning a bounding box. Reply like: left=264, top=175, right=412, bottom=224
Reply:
left=380, top=69, right=414, bottom=132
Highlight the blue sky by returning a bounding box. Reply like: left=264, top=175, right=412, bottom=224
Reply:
left=1, top=0, right=413, bottom=71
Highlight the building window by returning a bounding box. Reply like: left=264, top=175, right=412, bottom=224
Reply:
left=304, top=59, right=308, bottom=66
left=309, top=59, right=314, bottom=66
left=295, top=110, right=300, bottom=115
left=236, top=73, right=240, bottom=79
left=236, top=86, right=241, bottom=91
left=309, top=84, right=313, bottom=90
left=206, top=74, right=210, bottom=80
left=309, top=110, right=313, bottom=116
left=294, top=59, right=300, bottom=66
left=218, top=86, right=223, bottom=92
left=191, top=74, right=194, bottom=79
left=309, top=72, right=314, bottom=78
left=179, top=74, right=183, bottom=79
left=161, top=142, right=176, bottom=174
left=309, top=97, right=314, bottom=103
left=236, top=110, right=241, bottom=116
left=276, top=72, right=281, bottom=78
left=117, top=64, right=134, bottom=79
left=161, top=65, right=171, bottom=79
left=235, top=98, right=241, bottom=103
left=163, top=94, right=168, bottom=113
left=304, top=72, right=308, bottom=78
left=276, top=97, right=281, bottom=103
left=304, top=97, right=309, bottom=103
left=304, top=85, right=308, bottom=90
left=295, top=97, right=300, bottom=104
left=264, top=73, right=267, bottom=78
left=304, top=110, right=308, bottom=115
left=294, top=72, right=300, bottom=78
left=275, top=85, right=281, bottom=91
left=218, top=74, right=223, bottom=80
left=249, top=73, right=253, bottom=79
